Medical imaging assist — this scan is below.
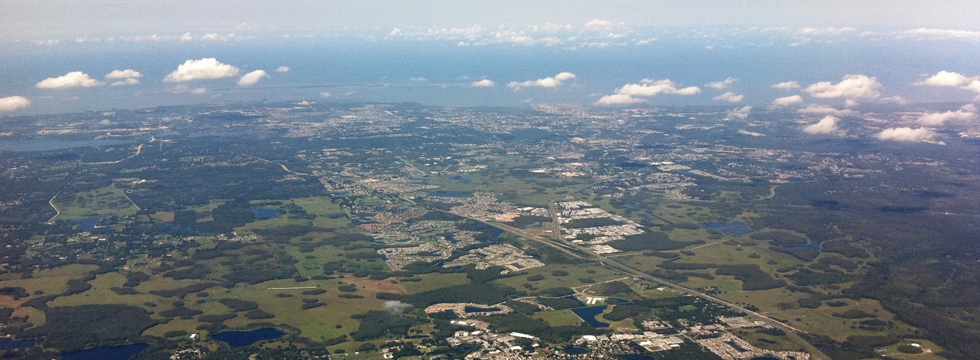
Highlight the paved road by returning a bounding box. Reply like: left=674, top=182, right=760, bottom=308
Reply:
left=538, top=176, right=831, bottom=360
left=592, top=253, right=830, bottom=360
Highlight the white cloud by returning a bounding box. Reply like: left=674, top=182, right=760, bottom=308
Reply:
left=237, top=70, right=269, bottom=86
left=389, top=28, right=401, bottom=35
left=797, top=104, right=859, bottom=116
left=727, top=106, right=752, bottom=119
left=802, top=115, right=840, bottom=134
left=875, top=127, right=937, bottom=142
left=508, top=72, right=575, bottom=90
left=276, top=66, right=290, bottom=72
left=616, top=79, right=701, bottom=96
left=0, top=96, right=31, bottom=111
left=879, top=95, right=910, bottom=105
left=596, top=79, right=700, bottom=106
left=914, top=70, right=975, bottom=87
left=772, top=81, right=801, bottom=90
left=584, top=20, right=615, bottom=29
left=803, top=75, right=882, bottom=102
left=772, top=95, right=803, bottom=106
left=470, top=79, right=496, bottom=88
left=706, top=77, right=737, bottom=90
left=410, top=77, right=427, bottom=82
left=904, top=28, right=980, bottom=39
left=320, top=92, right=331, bottom=97
left=799, top=27, right=856, bottom=35
left=918, top=105, right=977, bottom=125
left=636, top=38, right=658, bottom=45
left=595, top=94, right=646, bottom=105
left=110, top=78, right=141, bottom=86
left=173, top=85, right=207, bottom=94
left=105, top=69, right=142, bottom=79
left=163, top=58, right=240, bottom=82
left=36, top=71, right=105, bottom=89
left=713, top=91, right=744, bottom=103
left=181, top=32, right=194, bottom=41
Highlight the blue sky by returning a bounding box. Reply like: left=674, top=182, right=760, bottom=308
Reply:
left=1, top=1, right=980, bottom=115
left=4, top=0, right=980, bottom=38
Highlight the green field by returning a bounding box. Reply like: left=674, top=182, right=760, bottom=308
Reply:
left=399, top=273, right=470, bottom=294
left=533, top=309, right=583, bottom=326
left=493, top=263, right=625, bottom=292
left=877, top=339, right=946, bottom=360
left=52, top=184, right=141, bottom=221
left=732, top=328, right=799, bottom=352
left=293, top=197, right=351, bottom=228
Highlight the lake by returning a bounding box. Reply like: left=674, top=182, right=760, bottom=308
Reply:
left=0, top=139, right=135, bottom=152
left=250, top=208, right=279, bottom=220
left=72, top=218, right=111, bottom=233
left=571, top=306, right=610, bottom=328
left=61, top=344, right=148, bottom=360
left=211, top=328, right=286, bottom=348
left=464, top=306, right=501, bottom=313
left=0, top=338, right=35, bottom=350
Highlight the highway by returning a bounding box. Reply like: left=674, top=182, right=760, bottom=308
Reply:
left=537, top=176, right=831, bottom=360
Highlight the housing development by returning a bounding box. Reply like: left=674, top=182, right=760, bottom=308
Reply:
left=0, top=100, right=972, bottom=359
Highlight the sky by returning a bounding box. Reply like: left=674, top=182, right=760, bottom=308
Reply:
left=1, top=1, right=980, bottom=116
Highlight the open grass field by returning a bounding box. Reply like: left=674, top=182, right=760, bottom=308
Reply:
left=732, top=328, right=799, bottom=352
left=286, top=244, right=348, bottom=278
left=239, top=212, right=314, bottom=231
left=43, top=271, right=406, bottom=344
left=611, top=254, right=669, bottom=274
left=533, top=309, right=583, bottom=326
left=604, top=317, right=639, bottom=332
left=680, top=274, right=745, bottom=293
left=724, top=295, right=917, bottom=342
left=2, top=273, right=71, bottom=297
left=142, top=319, right=200, bottom=337
left=662, top=227, right=724, bottom=243
left=877, top=339, right=946, bottom=360
left=677, top=240, right=804, bottom=273
left=53, top=184, right=141, bottom=221
left=292, top=197, right=350, bottom=228
left=50, top=272, right=172, bottom=308
left=399, top=273, right=469, bottom=294
left=34, top=263, right=99, bottom=279
left=417, top=161, right=595, bottom=207
left=717, top=287, right=806, bottom=311
left=653, top=203, right=725, bottom=224
left=218, top=279, right=373, bottom=342
left=493, top=263, right=624, bottom=293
